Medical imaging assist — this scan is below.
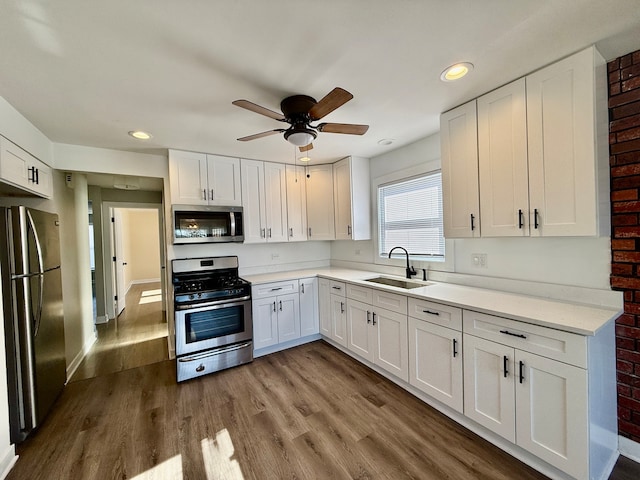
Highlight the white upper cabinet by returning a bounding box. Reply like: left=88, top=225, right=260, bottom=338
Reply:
left=305, top=163, right=335, bottom=240
left=241, top=159, right=287, bottom=243
left=442, top=47, right=608, bottom=238
left=526, top=47, right=607, bottom=237
left=169, top=149, right=241, bottom=206
left=285, top=165, right=308, bottom=242
left=441, top=100, right=480, bottom=238
left=333, top=156, right=371, bottom=241
left=477, top=79, right=529, bottom=236
left=0, top=136, right=53, bottom=199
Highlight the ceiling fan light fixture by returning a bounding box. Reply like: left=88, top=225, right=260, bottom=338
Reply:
left=440, top=62, right=474, bottom=82
left=284, top=127, right=317, bottom=147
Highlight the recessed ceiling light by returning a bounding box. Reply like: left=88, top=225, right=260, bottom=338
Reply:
left=299, top=156, right=311, bottom=163
left=128, top=130, right=152, bottom=140
left=378, top=139, right=394, bottom=146
left=440, top=62, right=474, bottom=82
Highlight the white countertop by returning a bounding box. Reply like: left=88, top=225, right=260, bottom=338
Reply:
left=244, top=268, right=622, bottom=336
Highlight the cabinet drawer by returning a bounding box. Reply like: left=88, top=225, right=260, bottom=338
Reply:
left=327, top=280, right=346, bottom=297
left=252, top=280, right=299, bottom=299
left=346, top=283, right=372, bottom=303
left=463, top=310, right=587, bottom=368
left=408, top=298, right=462, bottom=331
left=372, top=289, right=407, bottom=315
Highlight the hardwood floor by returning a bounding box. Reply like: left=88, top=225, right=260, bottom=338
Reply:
left=70, top=282, right=168, bottom=382
left=9, top=340, right=638, bottom=480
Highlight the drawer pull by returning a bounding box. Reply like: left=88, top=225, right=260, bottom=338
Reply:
left=423, top=310, right=440, bottom=316
left=452, top=338, right=458, bottom=358
left=195, top=364, right=205, bottom=373
left=499, top=330, right=527, bottom=339
left=270, top=287, right=282, bottom=291
left=332, top=286, right=342, bottom=290
left=519, top=360, right=525, bottom=384
left=503, top=355, right=509, bottom=378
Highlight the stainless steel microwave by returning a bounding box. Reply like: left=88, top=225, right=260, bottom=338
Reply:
left=172, top=205, right=244, bottom=244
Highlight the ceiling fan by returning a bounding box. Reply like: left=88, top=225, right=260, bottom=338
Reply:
left=232, top=87, right=369, bottom=152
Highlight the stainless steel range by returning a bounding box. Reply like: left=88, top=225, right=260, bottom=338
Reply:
left=172, top=256, right=253, bottom=382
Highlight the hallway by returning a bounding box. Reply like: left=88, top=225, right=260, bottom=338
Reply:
left=71, top=282, right=168, bottom=382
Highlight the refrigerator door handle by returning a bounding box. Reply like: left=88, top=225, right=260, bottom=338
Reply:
left=26, top=210, right=44, bottom=337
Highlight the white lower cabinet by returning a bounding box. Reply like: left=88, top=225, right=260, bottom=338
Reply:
left=299, top=277, right=319, bottom=337
left=319, top=279, right=347, bottom=346
left=252, top=280, right=300, bottom=350
left=408, top=316, right=463, bottom=413
left=330, top=290, right=347, bottom=347
left=318, top=278, right=331, bottom=337
left=463, top=311, right=591, bottom=480
left=345, top=284, right=408, bottom=382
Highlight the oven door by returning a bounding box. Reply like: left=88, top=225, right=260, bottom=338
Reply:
left=175, top=299, right=252, bottom=356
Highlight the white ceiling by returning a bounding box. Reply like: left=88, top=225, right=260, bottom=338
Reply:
left=1, top=0, right=639, bottom=167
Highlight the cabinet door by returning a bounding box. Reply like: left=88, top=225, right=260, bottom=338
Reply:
left=253, top=297, right=278, bottom=350
left=240, top=159, right=266, bottom=243
left=409, top=318, right=463, bottom=413
left=207, top=154, right=241, bottom=206
left=330, top=293, right=347, bottom=347
left=32, top=160, right=53, bottom=198
left=346, top=299, right=375, bottom=362
left=169, top=149, right=208, bottom=205
left=333, top=157, right=352, bottom=240
left=318, top=278, right=331, bottom=337
left=299, top=277, right=319, bottom=337
left=515, top=351, right=588, bottom=480
left=264, top=162, right=288, bottom=243
left=285, top=165, right=308, bottom=241
left=441, top=101, right=480, bottom=238
left=526, top=47, right=598, bottom=237
left=478, top=79, right=529, bottom=237
left=305, top=164, right=335, bottom=240
left=0, top=137, right=52, bottom=198
left=374, top=308, right=409, bottom=382
left=276, top=293, right=300, bottom=343
left=463, top=334, right=516, bottom=442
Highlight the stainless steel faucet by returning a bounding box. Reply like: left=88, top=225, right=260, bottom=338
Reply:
left=388, top=246, right=417, bottom=279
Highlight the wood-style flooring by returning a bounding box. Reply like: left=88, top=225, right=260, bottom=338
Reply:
left=70, top=282, right=168, bottom=382
left=8, top=339, right=640, bottom=480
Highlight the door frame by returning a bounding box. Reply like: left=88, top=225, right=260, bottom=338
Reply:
left=101, top=201, right=166, bottom=321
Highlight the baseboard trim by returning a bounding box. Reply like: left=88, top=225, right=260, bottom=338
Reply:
left=65, top=333, right=97, bottom=382
left=130, top=278, right=161, bottom=285
left=0, top=444, right=17, bottom=480
left=94, top=314, right=109, bottom=325
left=619, top=435, right=640, bottom=463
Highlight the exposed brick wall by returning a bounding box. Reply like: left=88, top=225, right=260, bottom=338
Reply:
left=609, top=49, right=640, bottom=443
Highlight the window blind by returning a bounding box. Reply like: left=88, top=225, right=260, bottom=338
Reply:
left=378, top=172, right=445, bottom=258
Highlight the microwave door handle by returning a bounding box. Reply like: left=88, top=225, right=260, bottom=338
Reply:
left=230, top=212, right=236, bottom=237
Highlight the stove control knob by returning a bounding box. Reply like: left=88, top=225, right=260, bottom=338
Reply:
left=197, top=293, right=202, bottom=298
left=189, top=294, right=194, bottom=300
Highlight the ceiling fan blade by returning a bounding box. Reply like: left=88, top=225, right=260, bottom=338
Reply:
left=299, top=143, right=313, bottom=152
left=317, top=123, right=369, bottom=135
left=237, top=129, right=286, bottom=142
left=309, top=87, right=353, bottom=120
left=232, top=100, right=285, bottom=121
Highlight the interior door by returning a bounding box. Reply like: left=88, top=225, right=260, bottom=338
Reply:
left=113, top=209, right=126, bottom=316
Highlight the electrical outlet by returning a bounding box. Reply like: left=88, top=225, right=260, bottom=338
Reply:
left=472, top=253, right=488, bottom=268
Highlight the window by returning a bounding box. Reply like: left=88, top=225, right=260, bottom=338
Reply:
left=378, top=172, right=445, bottom=259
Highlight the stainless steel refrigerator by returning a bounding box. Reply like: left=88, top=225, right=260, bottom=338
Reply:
left=0, top=206, right=66, bottom=443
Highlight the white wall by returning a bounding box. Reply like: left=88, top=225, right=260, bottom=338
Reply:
left=331, top=133, right=617, bottom=305
left=121, top=209, right=161, bottom=286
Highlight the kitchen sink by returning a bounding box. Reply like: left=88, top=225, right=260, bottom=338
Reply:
left=364, top=276, right=432, bottom=289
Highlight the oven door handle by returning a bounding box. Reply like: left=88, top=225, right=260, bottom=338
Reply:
left=177, top=342, right=253, bottom=362
left=175, top=295, right=251, bottom=311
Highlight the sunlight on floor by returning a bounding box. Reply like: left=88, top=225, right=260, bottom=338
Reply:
left=131, top=454, right=183, bottom=479
left=139, top=289, right=162, bottom=305
left=201, top=429, right=245, bottom=480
